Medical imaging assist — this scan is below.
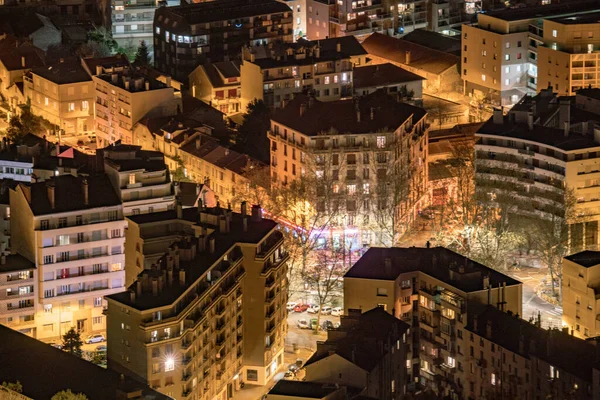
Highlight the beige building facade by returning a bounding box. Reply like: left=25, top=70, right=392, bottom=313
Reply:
left=106, top=204, right=289, bottom=400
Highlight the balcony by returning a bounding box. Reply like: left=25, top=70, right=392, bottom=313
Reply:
left=182, top=356, right=192, bottom=366
left=56, top=285, right=110, bottom=297
left=265, top=292, right=276, bottom=304
left=6, top=302, right=34, bottom=313
left=256, top=231, right=284, bottom=260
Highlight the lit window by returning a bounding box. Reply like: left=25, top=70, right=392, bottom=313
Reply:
left=347, top=184, right=356, bottom=194
left=81, top=101, right=89, bottom=111
left=342, top=73, right=348, bottom=82
left=481, top=74, right=486, bottom=82
left=376, top=136, right=386, bottom=148
left=324, top=76, right=330, bottom=84
left=363, top=183, right=369, bottom=194
left=505, top=54, right=510, bottom=61
left=165, top=358, right=175, bottom=371
left=129, top=173, right=135, bottom=185
left=491, top=373, right=496, bottom=385
left=505, top=79, right=510, bottom=85
left=552, top=30, right=557, bottom=37
left=505, top=66, right=510, bottom=74
left=44, top=97, right=49, bottom=106
left=447, top=356, right=456, bottom=367
left=333, top=75, right=338, bottom=83
left=68, top=103, right=75, bottom=112
left=155, top=27, right=160, bottom=34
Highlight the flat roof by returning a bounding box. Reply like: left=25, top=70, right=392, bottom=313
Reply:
left=345, top=246, right=521, bottom=293
left=268, top=380, right=343, bottom=398
left=0, top=325, right=170, bottom=399
left=484, top=0, right=600, bottom=22
left=564, top=250, right=600, bottom=268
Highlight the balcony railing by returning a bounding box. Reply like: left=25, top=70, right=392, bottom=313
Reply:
left=56, top=286, right=110, bottom=297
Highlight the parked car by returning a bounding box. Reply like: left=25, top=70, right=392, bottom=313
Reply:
left=286, top=302, right=297, bottom=311
left=322, top=320, right=334, bottom=330
left=288, top=364, right=299, bottom=374
left=284, top=371, right=295, bottom=379
left=96, top=345, right=107, bottom=352
left=331, top=307, right=343, bottom=316
left=49, top=342, right=63, bottom=350
left=310, top=318, right=318, bottom=330
left=333, top=322, right=341, bottom=329
left=321, top=306, right=332, bottom=315
left=296, top=319, right=310, bottom=329
left=293, top=304, right=309, bottom=312
left=85, top=334, right=106, bottom=344
left=307, top=305, right=320, bottom=314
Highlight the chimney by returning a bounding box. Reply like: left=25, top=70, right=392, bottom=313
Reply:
left=219, top=214, right=229, bottom=233
left=82, top=178, right=89, bottom=206
left=179, top=269, right=186, bottom=286
left=336, top=42, right=341, bottom=52
left=492, top=108, right=503, bottom=124
left=251, top=204, right=262, bottom=221
left=176, top=200, right=183, bottom=219
left=405, top=50, right=411, bottom=65
left=196, top=138, right=201, bottom=149
left=129, top=290, right=136, bottom=303
left=209, top=237, right=215, bottom=254
left=111, top=74, right=118, bottom=84
left=243, top=216, right=248, bottom=232
left=152, top=278, right=158, bottom=296
left=531, top=100, right=536, bottom=116
left=96, top=65, right=102, bottom=76
left=21, top=56, right=25, bottom=68
left=370, top=107, right=374, bottom=120
left=47, top=182, right=55, bottom=209
left=559, top=99, right=570, bottom=128
left=485, top=320, right=492, bottom=339
left=124, top=80, right=131, bottom=91
left=300, top=103, right=307, bottom=117
left=527, top=112, right=534, bottom=130
left=136, top=280, right=142, bottom=297
left=315, top=46, right=320, bottom=58
left=145, top=80, right=150, bottom=91
left=483, top=274, right=490, bottom=289
left=166, top=76, right=172, bottom=87
left=0, top=254, right=5, bottom=265
left=564, top=121, right=569, bottom=137
left=473, top=315, right=478, bottom=332
left=241, top=201, right=247, bottom=216
left=250, top=53, right=256, bottom=62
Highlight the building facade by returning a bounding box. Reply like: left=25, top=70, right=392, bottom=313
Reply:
left=25, top=59, right=95, bottom=136
left=93, top=68, right=180, bottom=147
left=343, top=246, right=523, bottom=395
left=269, top=91, right=428, bottom=246
left=106, top=204, right=289, bottom=400
left=153, top=0, right=293, bottom=81
left=188, top=61, right=242, bottom=116
left=9, top=175, right=127, bottom=341
left=0, top=254, right=37, bottom=336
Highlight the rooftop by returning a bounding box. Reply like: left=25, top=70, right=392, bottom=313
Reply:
left=0, top=324, right=170, bottom=400
left=30, top=58, right=92, bottom=85
left=176, top=181, right=208, bottom=207
left=0, top=9, right=45, bottom=38
left=18, top=174, right=121, bottom=216
left=484, top=0, right=600, bottom=22
left=548, top=12, right=600, bottom=25
left=96, top=69, right=170, bottom=92
left=564, top=250, right=600, bottom=268
left=101, top=144, right=168, bottom=173
left=0, top=253, right=35, bottom=273
left=156, top=0, right=291, bottom=29
left=344, top=246, right=521, bottom=293
left=109, top=207, right=278, bottom=310
left=401, top=29, right=461, bottom=55
left=0, top=38, right=44, bottom=71
left=353, top=63, right=424, bottom=89
left=201, top=61, right=241, bottom=89
left=361, top=33, right=458, bottom=75
left=180, top=136, right=262, bottom=175
left=81, top=54, right=131, bottom=76
left=268, top=380, right=344, bottom=399
left=467, top=305, right=597, bottom=382
left=305, top=307, right=409, bottom=372
left=271, top=90, right=427, bottom=136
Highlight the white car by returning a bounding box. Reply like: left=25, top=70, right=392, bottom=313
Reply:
left=296, top=319, right=309, bottom=329
left=85, top=334, right=106, bottom=344
left=307, top=305, right=320, bottom=314
left=331, top=307, right=343, bottom=316
left=286, top=302, right=297, bottom=311
left=321, top=306, right=332, bottom=315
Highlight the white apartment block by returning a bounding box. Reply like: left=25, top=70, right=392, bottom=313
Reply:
left=0, top=254, right=37, bottom=336
left=111, top=0, right=179, bottom=53
left=93, top=68, right=180, bottom=148
left=10, top=175, right=127, bottom=341
left=102, top=144, right=175, bottom=216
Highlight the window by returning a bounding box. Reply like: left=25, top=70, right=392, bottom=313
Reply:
left=58, top=234, right=70, bottom=245
left=324, top=76, right=330, bottom=84
left=377, top=287, right=387, bottom=296
left=376, top=136, right=386, bottom=148
left=391, top=380, right=395, bottom=393
left=481, top=74, right=486, bottom=82
left=44, top=304, right=53, bottom=313
left=552, top=30, right=557, bottom=37
left=68, top=103, right=75, bottom=112
left=505, top=79, right=510, bottom=85
left=347, top=184, right=356, bottom=194
left=363, top=183, right=369, bottom=194
left=93, top=316, right=103, bottom=325
left=447, top=356, right=456, bottom=368
left=81, top=101, right=89, bottom=111
left=165, top=359, right=175, bottom=372
left=505, top=66, right=510, bottom=74
left=94, top=297, right=103, bottom=307
left=491, top=373, right=496, bottom=385
left=41, top=220, right=49, bottom=230
left=43, top=255, right=53, bottom=264
left=505, top=54, right=510, bottom=61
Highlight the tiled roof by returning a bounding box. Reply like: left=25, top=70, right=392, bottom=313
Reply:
left=361, top=33, right=459, bottom=75
left=30, top=58, right=92, bottom=85
left=353, top=63, right=424, bottom=89
left=271, top=90, right=427, bottom=136
left=0, top=38, right=44, bottom=71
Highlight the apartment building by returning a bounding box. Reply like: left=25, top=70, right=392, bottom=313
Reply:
left=111, top=0, right=179, bottom=53
left=0, top=134, right=45, bottom=183
left=240, top=36, right=366, bottom=110
left=0, top=254, right=36, bottom=336
left=93, top=68, right=180, bottom=147
left=343, top=246, right=522, bottom=394
left=106, top=204, right=289, bottom=400
left=188, top=61, right=242, bottom=116
left=101, top=144, right=175, bottom=216
left=475, top=88, right=600, bottom=249
left=562, top=250, right=600, bottom=339
left=305, top=0, right=331, bottom=40
left=463, top=304, right=596, bottom=400
left=303, top=307, right=410, bottom=399
left=362, top=33, right=460, bottom=94
left=0, top=180, right=18, bottom=254
left=153, top=0, right=294, bottom=81
left=537, top=12, right=600, bottom=96
left=269, top=90, right=428, bottom=245
left=461, top=0, right=600, bottom=106
left=25, top=59, right=95, bottom=136
left=134, top=113, right=262, bottom=207
left=10, top=174, right=127, bottom=341
left=280, top=0, right=306, bottom=40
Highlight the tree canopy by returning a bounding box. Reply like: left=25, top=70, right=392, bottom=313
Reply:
left=133, top=41, right=151, bottom=67
left=234, top=100, right=271, bottom=164
left=51, top=390, right=88, bottom=400
left=61, top=327, right=83, bottom=358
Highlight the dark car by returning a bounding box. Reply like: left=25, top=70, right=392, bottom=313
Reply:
left=321, top=320, right=334, bottom=330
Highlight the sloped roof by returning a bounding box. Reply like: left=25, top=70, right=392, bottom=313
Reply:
left=361, top=33, right=458, bottom=75
left=30, top=58, right=92, bottom=84
left=0, top=38, right=44, bottom=71
left=353, top=63, right=424, bottom=89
